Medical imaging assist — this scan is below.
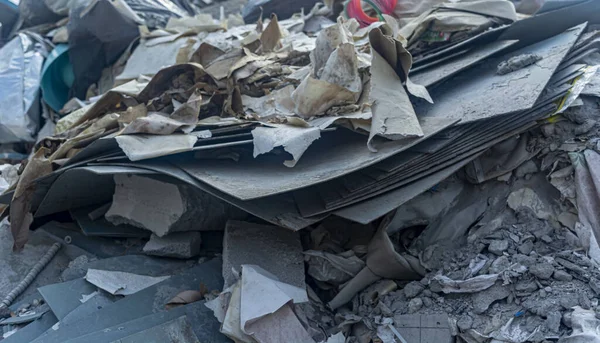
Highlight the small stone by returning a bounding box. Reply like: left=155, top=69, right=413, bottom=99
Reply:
left=408, top=298, right=423, bottom=313
left=513, top=254, right=536, bottom=267
left=457, top=315, right=474, bottom=331
left=497, top=172, right=512, bottom=182
left=515, top=160, right=539, bottom=179
left=429, top=279, right=443, bottom=293
left=530, top=262, right=555, bottom=280
left=507, top=188, right=552, bottom=220
left=516, top=280, right=538, bottom=293
left=546, top=311, right=561, bottom=333
left=561, top=294, right=580, bottom=310
left=580, top=293, right=592, bottom=310
left=525, top=174, right=532, bottom=180
left=518, top=241, right=534, bottom=255
left=403, top=281, right=425, bottom=298
left=32, top=299, right=40, bottom=307
left=421, top=289, right=432, bottom=298
left=472, top=283, right=511, bottom=314
left=544, top=287, right=552, bottom=293
left=541, top=235, right=553, bottom=243
left=490, top=256, right=511, bottom=274
left=539, top=290, right=547, bottom=298
left=553, top=270, right=573, bottom=282
left=488, top=240, right=509, bottom=256
left=590, top=279, right=600, bottom=295
left=422, top=297, right=433, bottom=308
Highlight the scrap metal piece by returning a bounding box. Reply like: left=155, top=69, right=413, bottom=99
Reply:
left=0, top=243, right=61, bottom=309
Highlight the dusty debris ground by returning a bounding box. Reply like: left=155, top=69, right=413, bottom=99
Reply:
left=1, top=0, right=600, bottom=342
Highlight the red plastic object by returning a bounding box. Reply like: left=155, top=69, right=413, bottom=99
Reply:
left=346, top=0, right=398, bottom=27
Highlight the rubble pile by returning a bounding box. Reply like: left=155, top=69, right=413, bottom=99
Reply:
left=0, top=0, right=600, bottom=342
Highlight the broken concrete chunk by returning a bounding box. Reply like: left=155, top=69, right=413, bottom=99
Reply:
left=529, top=262, right=555, bottom=280
left=222, top=220, right=305, bottom=289
left=488, top=240, right=509, bottom=256
left=105, top=175, right=246, bottom=237
left=403, top=281, right=425, bottom=298
left=472, top=283, right=511, bottom=314
left=507, top=188, right=553, bottom=220
left=457, top=315, right=474, bottom=331
left=589, top=279, right=600, bottom=295
left=143, top=232, right=202, bottom=259
left=518, top=240, right=534, bottom=255
left=515, top=280, right=538, bottom=293
left=514, top=160, right=539, bottom=179
left=408, top=298, right=424, bottom=314
left=553, top=270, right=573, bottom=282
left=431, top=274, right=499, bottom=294
left=497, top=54, right=542, bottom=75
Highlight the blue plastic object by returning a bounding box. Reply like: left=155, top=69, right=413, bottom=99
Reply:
left=41, top=44, right=75, bottom=113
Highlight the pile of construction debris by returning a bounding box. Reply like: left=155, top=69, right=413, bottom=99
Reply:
left=1, top=0, right=600, bottom=342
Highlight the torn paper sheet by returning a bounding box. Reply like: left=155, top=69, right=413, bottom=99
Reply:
left=367, top=49, right=423, bottom=151
left=121, top=112, right=196, bottom=135
left=84, top=269, right=169, bottom=296
left=240, top=265, right=312, bottom=343
left=559, top=306, right=600, bottom=343
left=221, top=282, right=255, bottom=342
left=252, top=125, right=321, bottom=167
left=292, top=76, right=361, bottom=117
left=368, top=26, right=432, bottom=103
left=260, top=14, right=283, bottom=53
left=242, top=86, right=295, bottom=119
left=205, top=284, right=235, bottom=324
left=307, top=110, right=372, bottom=130
left=291, top=21, right=361, bottom=117
left=490, top=317, right=540, bottom=343
left=10, top=149, right=53, bottom=251
left=431, top=274, right=499, bottom=294
left=115, top=134, right=198, bottom=161
left=570, top=150, right=600, bottom=265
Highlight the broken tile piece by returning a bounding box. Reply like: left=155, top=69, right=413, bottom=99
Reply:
left=507, top=188, right=552, bottom=220
left=222, top=220, right=305, bottom=289
left=84, top=269, right=170, bottom=296
left=393, top=314, right=453, bottom=343
left=105, top=174, right=246, bottom=237
left=143, top=232, right=202, bottom=259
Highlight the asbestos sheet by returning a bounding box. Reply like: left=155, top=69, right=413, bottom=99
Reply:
left=411, top=40, right=518, bottom=88
left=116, top=134, right=198, bottom=161
left=71, top=206, right=150, bottom=238
left=175, top=117, right=458, bottom=200
left=34, top=166, right=156, bottom=218
left=413, top=23, right=586, bottom=124
left=110, top=315, right=200, bottom=343
left=95, top=160, right=325, bottom=231
left=334, top=155, right=476, bottom=224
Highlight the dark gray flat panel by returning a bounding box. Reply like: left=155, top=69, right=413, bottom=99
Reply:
left=411, top=40, right=518, bottom=88
left=38, top=278, right=97, bottom=321
left=413, top=24, right=585, bottom=125
left=31, top=258, right=223, bottom=343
